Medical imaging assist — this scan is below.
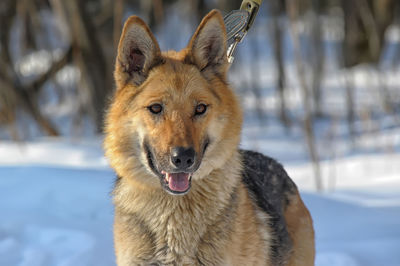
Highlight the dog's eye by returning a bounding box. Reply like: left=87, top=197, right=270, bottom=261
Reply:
left=148, top=104, right=163, bottom=114
left=194, top=103, right=207, bottom=116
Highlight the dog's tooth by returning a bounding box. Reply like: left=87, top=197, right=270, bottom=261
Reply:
left=166, top=173, right=171, bottom=183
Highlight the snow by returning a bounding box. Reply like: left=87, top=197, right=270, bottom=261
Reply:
left=0, top=138, right=108, bottom=169
left=0, top=164, right=115, bottom=266
left=305, top=191, right=400, bottom=266
left=0, top=137, right=399, bottom=266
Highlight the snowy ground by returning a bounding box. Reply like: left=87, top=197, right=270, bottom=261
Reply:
left=0, top=134, right=399, bottom=266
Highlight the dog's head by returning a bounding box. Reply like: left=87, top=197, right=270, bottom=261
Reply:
left=104, top=10, right=242, bottom=195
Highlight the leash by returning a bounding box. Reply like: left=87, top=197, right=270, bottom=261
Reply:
left=224, top=0, right=263, bottom=64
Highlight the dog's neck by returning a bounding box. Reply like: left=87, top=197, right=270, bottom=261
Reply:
left=113, top=149, right=243, bottom=262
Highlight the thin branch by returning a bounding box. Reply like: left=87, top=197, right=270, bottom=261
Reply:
left=31, top=46, right=73, bottom=93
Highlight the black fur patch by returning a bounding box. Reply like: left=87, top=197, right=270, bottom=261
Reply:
left=240, top=150, right=297, bottom=265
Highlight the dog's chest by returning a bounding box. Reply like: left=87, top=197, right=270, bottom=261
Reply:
left=149, top=226, right=227, bottom=266
left=146, top=204, right=225, bottom=265
left=151, top=217, right=203, bottom=264
left=116, top=195, right=231, bottom=265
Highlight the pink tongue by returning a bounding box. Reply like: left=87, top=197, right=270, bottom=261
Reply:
left=167, top=173, right=190, bottom=192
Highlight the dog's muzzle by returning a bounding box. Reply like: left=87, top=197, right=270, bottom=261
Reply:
left=143, top=140, right=209, bottom=195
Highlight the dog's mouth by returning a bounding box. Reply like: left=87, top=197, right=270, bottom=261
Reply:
left=161, top=171, right=192, bottom=194
left=144, top=143, right=194, bottom=195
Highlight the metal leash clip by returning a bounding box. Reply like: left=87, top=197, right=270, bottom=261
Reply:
left=224, top=0, right=263, bottom=64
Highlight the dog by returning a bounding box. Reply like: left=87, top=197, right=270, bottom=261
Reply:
left=104, top=9, right=315, bottom=266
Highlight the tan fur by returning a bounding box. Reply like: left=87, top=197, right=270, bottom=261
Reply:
left=112, top=152, right=273, bottom=265
left=285, top=192, right=316, bottom=266
left=104, top=9, right=315, bottom=266
left=223, top=183, right=272, bottom=266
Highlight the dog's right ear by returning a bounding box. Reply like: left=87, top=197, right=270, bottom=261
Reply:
left=115, top=16, right=162, bottom=87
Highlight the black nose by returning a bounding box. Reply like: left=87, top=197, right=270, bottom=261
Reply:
left=170, top=147, right=195, bottom=170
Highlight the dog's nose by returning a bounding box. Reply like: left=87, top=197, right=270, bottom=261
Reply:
left=170, top=147, right=195, bottom=170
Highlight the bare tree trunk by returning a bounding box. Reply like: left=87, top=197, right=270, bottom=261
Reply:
left=344, top=70, right=356, bottom=141
left=392, top=2, right=400, bottom=66
left=269, top=0, right=291, bottom=127
left=287, top=0, right=323, bottom=191
left=356, top=0, right=381, bottom=62
left=341, top=1, right=357, bottom=141
left=60, top=0, right=112, bottom=132
left=374, top=67, right=400, bottom=124
left=151, top=0, right=164, bottom=28
left=140, top=0, right=164, bottom=30
left=250, top=37, right=266, bottom=125
left=113, top=0, right=125, bottom=52
left=0, top=0, right=60, bottom=137
left=310, top=0, right=324, bottom=117
left=342, top=0, right=395, bottom=67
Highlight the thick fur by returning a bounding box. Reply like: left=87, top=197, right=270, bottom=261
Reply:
left=104, top=9, right=315, bottom=266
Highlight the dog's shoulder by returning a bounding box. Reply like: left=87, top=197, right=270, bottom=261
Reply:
left=240, top=149, right=298, bottom=209
left=240, top=149, right=296, bottom=263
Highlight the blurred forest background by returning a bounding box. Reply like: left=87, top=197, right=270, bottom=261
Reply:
left=1, top=0, right=400, bottom=191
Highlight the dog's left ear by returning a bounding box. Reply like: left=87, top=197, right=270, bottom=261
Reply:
left=186, top=10, right=228, bottom=76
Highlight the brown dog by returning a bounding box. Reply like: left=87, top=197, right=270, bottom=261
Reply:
left=104, top=9, right=315, bottom=266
